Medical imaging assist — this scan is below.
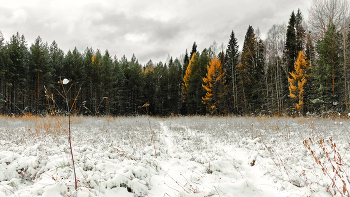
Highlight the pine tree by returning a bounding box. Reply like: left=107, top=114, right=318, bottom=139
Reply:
left=5, top=33, right=29, bottom=114
left=90, top=49, right=103, bottom=114
left=29, top=36, right=51, bottom=114
left=157, top=62, right=170, bottom=115
left=82, top=47, right=94, bottom=115
left=143, top=60, right=156, bottom=114
left=62, top=49, right=83, bottom=113
left=311, top=24, right=343, bottom=112
left=0, top=31, right=6, bottom=113
left=122, top=54, right=144, bottom=115
left=112, top=55, right=125, bottom=115
left=202, top=56, right=225, bottom=114
left=344, top=24, right=350, bottom=112
left=101, top=50, right=115, bottom=114
left=288, top=51, right=310, bottom=114
left=48, top=40, right=64, bottom=113
left=169, top=58, right=183, bottom=114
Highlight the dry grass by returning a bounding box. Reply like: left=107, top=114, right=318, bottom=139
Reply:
left=0, top=114, right=85, bottom=141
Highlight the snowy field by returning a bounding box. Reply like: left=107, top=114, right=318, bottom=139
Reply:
left=1, top=115, right=350, bottom=197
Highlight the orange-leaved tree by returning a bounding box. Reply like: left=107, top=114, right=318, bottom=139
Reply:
left=202, top=55, right=225, bottom=114
left=182, top=53, right=198, bottom=107
left=288, top=50, right=310, bottom=114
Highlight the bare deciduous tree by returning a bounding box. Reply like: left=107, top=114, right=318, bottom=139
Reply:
left=264, top=23, right=287, bottom=114
left=309, top=0, right=350, bottom=112
left=265, top=23, right=287, bottom=63
left=308, top=0, right=349, bottom=41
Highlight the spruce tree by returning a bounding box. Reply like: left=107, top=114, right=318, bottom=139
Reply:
left=285, top=10, right=305, bottom=110
left=304, top=32, right=315, bottom=112
left=285, top=11, right=297, bottom=74
left=224, top=31, right=239, bottom=114
left=251, top=39, right=266, bottom=113
left=183, top=49, right=189, bottom=78
left=239, top=25, right=257, bottom=114
left=190, top=42, right=197, bottom=59
left=295, top=9, right=305, bottom=54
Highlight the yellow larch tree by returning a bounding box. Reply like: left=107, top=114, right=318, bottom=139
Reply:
left=288, top=51, right=310, bottom=113
left=143, top=64, right=154, bottom=74
left=91, top=54, right=100, bottom=65
left=182, top=53, right=196, bottom=105
left=202, top=55, right=225, bottom=114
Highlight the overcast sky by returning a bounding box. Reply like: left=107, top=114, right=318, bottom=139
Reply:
left=1, top=0, right=312, bottom=65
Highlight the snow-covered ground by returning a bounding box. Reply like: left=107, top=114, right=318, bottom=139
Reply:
left=1, top=115, right=350, bottom=197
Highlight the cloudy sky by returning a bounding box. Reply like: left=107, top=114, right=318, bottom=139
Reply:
left=1, top=0, right=312, bottom=65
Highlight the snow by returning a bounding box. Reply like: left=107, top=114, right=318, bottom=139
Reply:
left=62, top=78, right=69, bottom=85
left=0, top=116, right=350, bottom=197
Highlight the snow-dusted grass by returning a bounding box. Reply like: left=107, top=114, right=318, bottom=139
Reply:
left=0, top=115, right=350, bottom=197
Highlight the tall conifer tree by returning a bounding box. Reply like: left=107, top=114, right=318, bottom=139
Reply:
left=182, top=52, right=205, bottom=114
left=239, top=26, right=266, bottom=114
left=285, top=11, right=297, bottom=74
left=311, top=24, right=343, bottom=111
left=29, top=36, right=51, bottom=113
left=202, top=56, right=225, bottom=114
left=224, top=31, right=239, bottom=114
left=190, top=42, right=197, bottom=59
left=288, top=51, right=310, bottom=114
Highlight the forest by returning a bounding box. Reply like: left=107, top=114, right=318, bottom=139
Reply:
left=1, top=1, right=350, bottom=117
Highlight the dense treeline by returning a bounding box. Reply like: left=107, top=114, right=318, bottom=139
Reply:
left=1, top=2, right=350, bottom=116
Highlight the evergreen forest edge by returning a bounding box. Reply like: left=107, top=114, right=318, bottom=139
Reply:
left=1, top=8, right=350, bottom=117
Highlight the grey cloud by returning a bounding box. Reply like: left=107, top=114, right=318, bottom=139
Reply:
left=74, top=4, right=187, bottom=63
left=87, top=7, right=185, bottom=42
left=0, top=0, right=312, bottom=65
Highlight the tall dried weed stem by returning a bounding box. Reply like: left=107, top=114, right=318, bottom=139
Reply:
left=304, top=137, right=350, bottom=196
left=55, top=78, right=80, bottom=191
